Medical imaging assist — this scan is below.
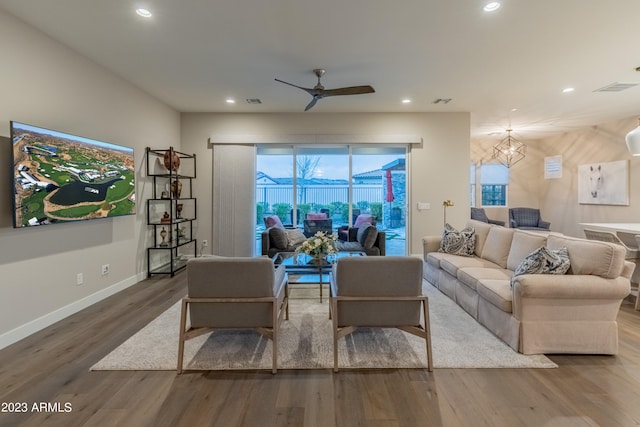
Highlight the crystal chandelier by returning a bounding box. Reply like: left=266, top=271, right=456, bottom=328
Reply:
left=492, top=129, right=526, bottom=168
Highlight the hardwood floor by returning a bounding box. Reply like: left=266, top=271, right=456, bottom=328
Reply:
left=1, top=273, right=639, bottom=427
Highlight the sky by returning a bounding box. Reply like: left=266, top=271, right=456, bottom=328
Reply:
left=257, top=153, right=402, bottom=179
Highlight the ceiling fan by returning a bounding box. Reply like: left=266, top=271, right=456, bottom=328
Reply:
left=275, top=68, right=375, bottom=111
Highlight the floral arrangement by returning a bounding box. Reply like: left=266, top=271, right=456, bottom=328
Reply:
left=295, top=231, right=338, bottom=259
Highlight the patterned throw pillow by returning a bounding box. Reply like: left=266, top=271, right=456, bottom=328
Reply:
left=439, top=223, right=475, bottom=256
left=510, top=246, right=570, bottom=287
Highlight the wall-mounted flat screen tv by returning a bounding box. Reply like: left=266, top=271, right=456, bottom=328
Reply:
left=11, top=121, right=136, bottom=228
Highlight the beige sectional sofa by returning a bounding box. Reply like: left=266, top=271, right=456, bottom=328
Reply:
left=423, top=220, right=632, bottom=355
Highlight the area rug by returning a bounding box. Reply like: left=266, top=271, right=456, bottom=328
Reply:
left=90, top=281, right=557, bottom=370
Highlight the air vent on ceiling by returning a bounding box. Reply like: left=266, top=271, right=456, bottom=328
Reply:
left=594, top=82, right=639, bottom=92
left=245, top=98, right=263, bottom=104
left=432, top=98, right=452, bottom=104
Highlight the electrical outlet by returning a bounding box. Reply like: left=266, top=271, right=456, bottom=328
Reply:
left=202, top=240, right=208, bottom=247
left=101, top=264, right=110, bottom=275
left=76, top=273, right=84, bottom=286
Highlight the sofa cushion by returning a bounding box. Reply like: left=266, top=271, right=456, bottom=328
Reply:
left=507, top=230, right=548, bottom=271
left=466, top=220, right=493, bottom=256
left=480, top=226, right=515, bottom=268
left=356, top=223, right=378, bottom=249
left=547, top=234, right=626, bottom=279
left=457, top=267, right=512, bottom=291
left=477, top=279, right=513, bottom=313
left=439, top=223, right=475, bottom=256
left=286, top=228, right=307, bottom=247
left=440, top=256, right=502, bottom=278
left=510, top=246, right=570, bottom=287
left=306, top=213, right=327, bottom=220
left=336, top=240, right=364, bottom=252
left=268, top=226, right=289, bottom=250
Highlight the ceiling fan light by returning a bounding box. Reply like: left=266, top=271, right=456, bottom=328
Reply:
left=626, top=119, right=640, bottom=156
left=483, top=2, right=501, bottom=12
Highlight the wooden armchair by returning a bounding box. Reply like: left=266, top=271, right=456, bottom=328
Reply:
left=178, top=256, right=289, bottom=374
left=329, top=257, right=432, bottom=372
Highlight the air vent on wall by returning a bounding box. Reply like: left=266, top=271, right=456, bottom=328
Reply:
left=245, top=98, right=263, bottom=104
left=432, top=98, right=452, bottom=104
left=594, top=82, right=639, bottom=92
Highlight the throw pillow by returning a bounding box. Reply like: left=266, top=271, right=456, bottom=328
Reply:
left=306, top=213, right=327, bottom=220
left=439, top=223, right=475, bottom=256
left=510, top=246, right=570, bottom=287
left=286, top=228, right=307, bottom=247
left=265, top=215, right=284, bottom=229
left=356, top=222, right=379, bottom=249
left=269, top=226, right=288, bottom=249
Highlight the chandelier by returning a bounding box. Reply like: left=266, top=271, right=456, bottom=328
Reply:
left=626, top=118, right=640, bottom=156
left=492, top=129, right=526, bottom=168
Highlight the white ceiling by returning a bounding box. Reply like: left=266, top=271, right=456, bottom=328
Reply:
left=1, top=0, right=639, bottom=140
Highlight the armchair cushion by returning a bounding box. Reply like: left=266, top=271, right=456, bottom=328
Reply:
left=306, top=213, right=327, bottom=220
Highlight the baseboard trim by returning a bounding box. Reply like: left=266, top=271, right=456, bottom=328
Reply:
left=0, top=271, right=146, bottom=351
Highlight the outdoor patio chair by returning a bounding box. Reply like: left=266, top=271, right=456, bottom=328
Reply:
left=303, top=218, right=333, bottom=237
left=178, top=256, right=289, bottom=374
left=330, top=256, right=432, bottom=372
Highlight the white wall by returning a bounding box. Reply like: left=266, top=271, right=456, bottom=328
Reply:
left=0, top=10, right=180, bottom=347
left=180, top=112, right=471, bottom=256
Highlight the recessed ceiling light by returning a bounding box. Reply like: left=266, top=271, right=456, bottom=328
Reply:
left=483, top=2, right=501, bottom=12
left=401, top=99, right=412, bottom=104
left=135, top=8, right=152, bottom=18
left=562, top=87, right=575, bottom=93
left=511, top=108, right=518, bottom=112
left=225, top=98, right=236, bottom=104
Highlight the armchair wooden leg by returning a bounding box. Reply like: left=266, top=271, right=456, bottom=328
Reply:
left=272, top=299, right=278, bottom=374
left=177, top=299, right=188, bottom=374
left=423, top=299, right=433, bottom=372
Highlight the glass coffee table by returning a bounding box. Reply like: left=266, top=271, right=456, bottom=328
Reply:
left=272, top=251, right=365, bottom=302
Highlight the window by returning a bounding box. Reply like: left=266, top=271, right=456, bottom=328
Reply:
left=480, top=164, right=508, bottom=207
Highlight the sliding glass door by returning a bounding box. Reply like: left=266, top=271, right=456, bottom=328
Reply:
left=256, top=145, right=407, bottom=255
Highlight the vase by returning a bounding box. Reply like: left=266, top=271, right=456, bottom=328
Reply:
left=307, top=254, right=327, bottom=265
left=163, top=148, right=180, bottom=172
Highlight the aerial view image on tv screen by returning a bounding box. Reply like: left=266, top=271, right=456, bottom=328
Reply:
left=11, top=121, right=136, bottom=228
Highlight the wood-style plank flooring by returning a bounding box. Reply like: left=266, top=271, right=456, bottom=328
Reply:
left=1, top=273, right=639, bottom=427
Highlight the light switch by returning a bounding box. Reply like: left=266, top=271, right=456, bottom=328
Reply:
left=417, top=202, right=430, bottom=211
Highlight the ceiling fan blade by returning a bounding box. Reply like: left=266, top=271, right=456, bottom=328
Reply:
left=304, top=96, right=320, bottom=111
left=274, top=78, right=317, bottom=95
left=322, top=85, right=375, bottom=97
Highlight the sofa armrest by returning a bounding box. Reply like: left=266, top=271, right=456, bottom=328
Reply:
left=510, top=219, right=518, bottom=228
left=375, top=231, right=386, bottom=256
left=512, top=274, right=630, bottom=300
left=422, top=236, right=442, bottom=255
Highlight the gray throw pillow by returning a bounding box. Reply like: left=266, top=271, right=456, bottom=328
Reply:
left=269, top=226, right=288, bottom=250
left=510, top=246, right=570, bottom=287
left=356, top=223, right=379, bottom=249
left=439, top=223, right=475, bottom=256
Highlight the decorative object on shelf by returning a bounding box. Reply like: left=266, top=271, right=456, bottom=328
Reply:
left=493, top=129, right=526, bottom=168
left=161, top=190, right=169, bottom=199
left=442, top=200, right=454, bottom=226
left=159, top=227, right=168, bottom=246
left=161, top=211, right=171, bottom=224
left=171, top=179, right=182, bottom=198
left=163, top=147, right=181, bottom=172
left=295, top=231, right=338, bottom=264
left=625, top=118, right=640, bottom=156
left=176, top=203, right=183, bottom=219
left=178, top=226, right=186, bottom=239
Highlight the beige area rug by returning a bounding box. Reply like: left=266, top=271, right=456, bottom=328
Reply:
left=91, top=281, right=557, bottom=371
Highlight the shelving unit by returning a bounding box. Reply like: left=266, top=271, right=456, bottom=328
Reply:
left=146, top=147, right=197, bottom=277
